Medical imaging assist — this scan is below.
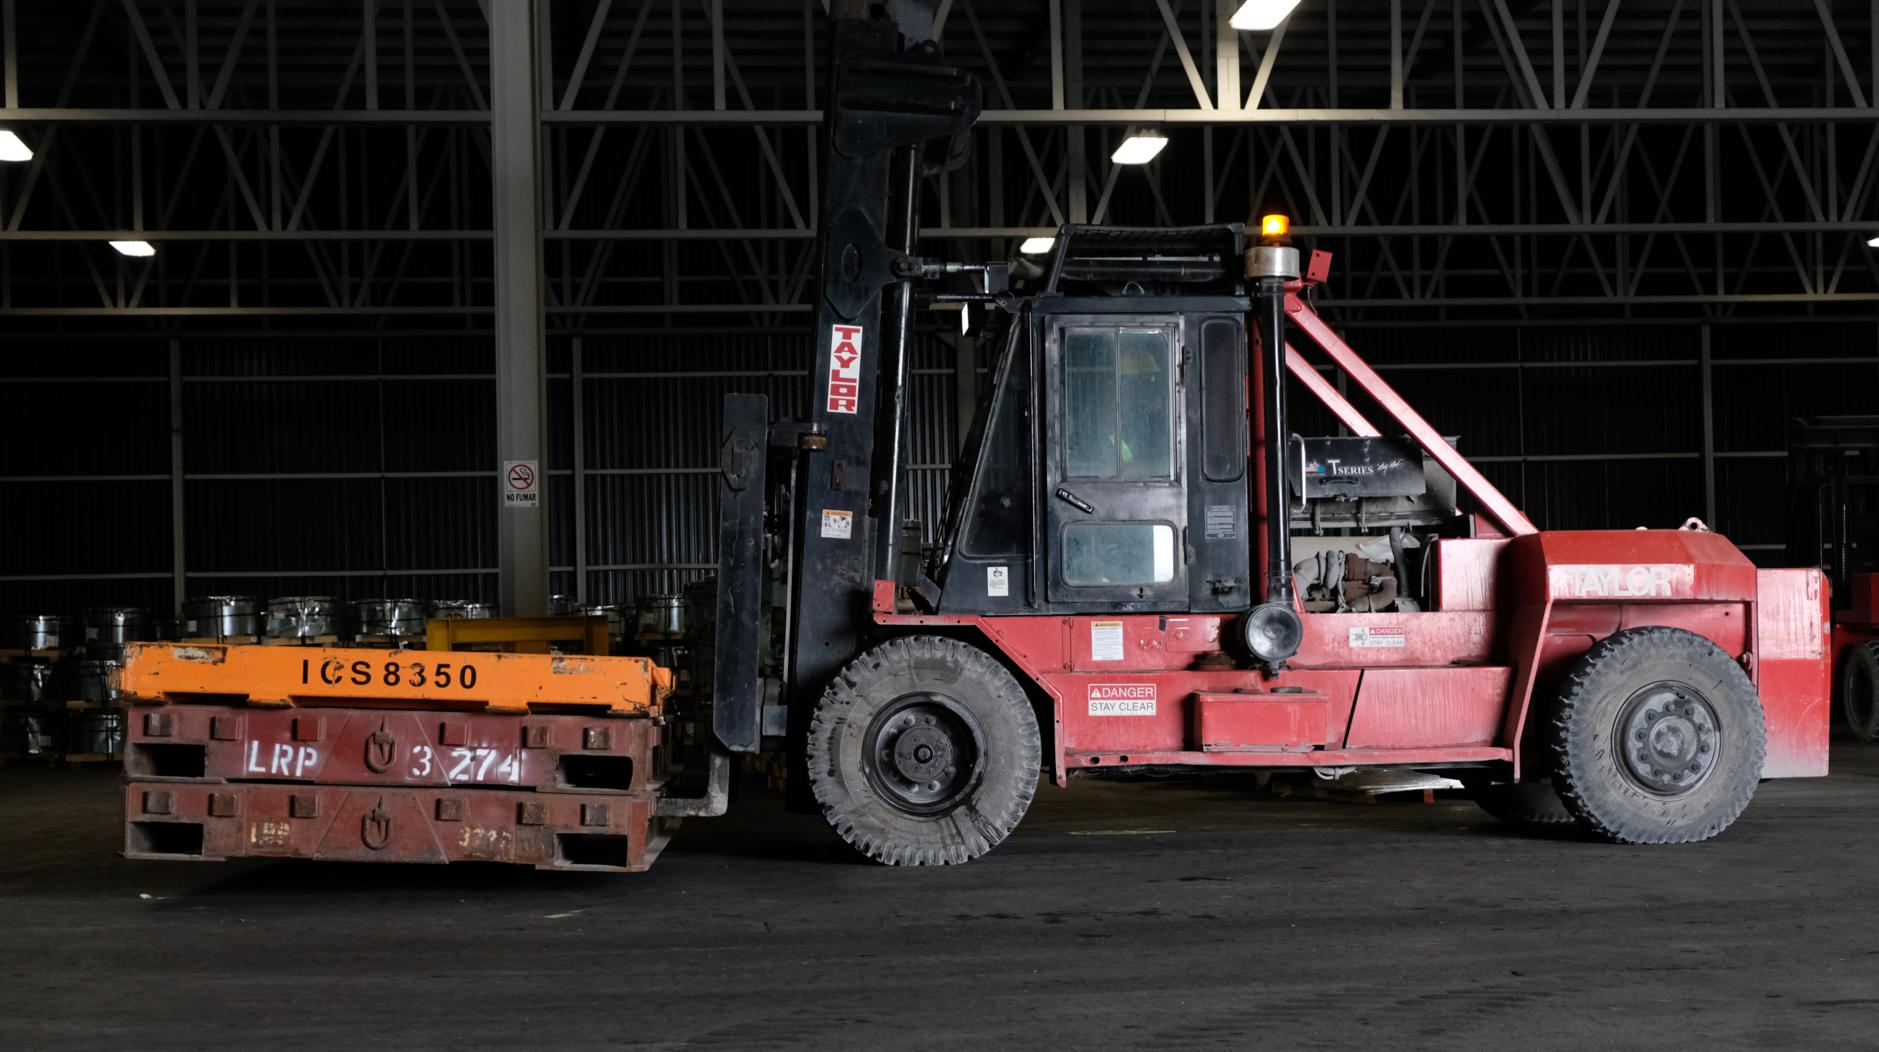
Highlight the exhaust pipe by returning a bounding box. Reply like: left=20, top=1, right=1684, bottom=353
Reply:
left=1245, top=235, right=1304, bottom=667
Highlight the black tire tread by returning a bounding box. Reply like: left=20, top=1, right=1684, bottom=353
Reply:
left=805, top=635, right=1040, bottom=866
left=1472, top=782, right=1579, bottom=828
left=1549, top=626, right=1764, bottom=845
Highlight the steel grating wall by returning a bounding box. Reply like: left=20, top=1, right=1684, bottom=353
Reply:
left=3, top=320, right=1876, bottom=617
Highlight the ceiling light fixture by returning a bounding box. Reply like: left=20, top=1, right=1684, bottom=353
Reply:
left=1229, top=0, right=1303, bottom=31
left=0, top=130, right=32, bottom=162
left=1111, top=128, right=1168, bottom=165
left=109, top=240, right=157, bottom=257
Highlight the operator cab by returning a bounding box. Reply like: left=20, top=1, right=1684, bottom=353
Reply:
left=931, top=223, right=1464, bottom=622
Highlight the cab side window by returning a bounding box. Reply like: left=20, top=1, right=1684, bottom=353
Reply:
left=1063, top=328, right=1174, bottom=481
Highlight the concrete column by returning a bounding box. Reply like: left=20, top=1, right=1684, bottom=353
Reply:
left=490, top=0, right=549, bottom=616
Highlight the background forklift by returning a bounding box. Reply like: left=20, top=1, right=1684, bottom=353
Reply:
left=1787, top=415, right=1879, bottom=740
left=701, top=0, right=1829, bottom=865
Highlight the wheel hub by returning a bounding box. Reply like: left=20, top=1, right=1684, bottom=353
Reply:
left=1617, top=684, right=1720, bottom=796
left=865, top=694, right=983, bottom=815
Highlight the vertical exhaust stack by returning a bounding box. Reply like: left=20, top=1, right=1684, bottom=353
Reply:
left=1244, top=218, right=1304, bottom=668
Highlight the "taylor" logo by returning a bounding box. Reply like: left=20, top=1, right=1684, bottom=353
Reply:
left=1563, top=565, right=1675, bottom=599
left=827, top=324, right=862, bottom=414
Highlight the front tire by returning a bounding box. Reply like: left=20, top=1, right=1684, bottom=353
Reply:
left=1550, top=627, right=1765, bottom=844
left=1841, top=640, right=1879, bottom=742
left=806, top=636, right=1040, bottom=866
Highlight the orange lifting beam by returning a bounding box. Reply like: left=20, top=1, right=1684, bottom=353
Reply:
left=117, top=642, right=671, bottom=716
left=426, top=615, right=613, bottom=655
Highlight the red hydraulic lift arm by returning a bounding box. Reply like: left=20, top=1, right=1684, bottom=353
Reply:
left=1285, top=344, right=1380, bottom=437
left=1285, top=294, right=1539, bottom=537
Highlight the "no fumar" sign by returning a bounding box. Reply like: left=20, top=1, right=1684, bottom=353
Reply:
left=502, top=460, right=540, bottom=510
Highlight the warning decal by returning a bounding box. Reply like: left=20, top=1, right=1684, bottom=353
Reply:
left=1088, top=683, right=1156, bottom=716
left=1349, top=626, right=1406, bottom=649
left=1090, top=620, right=1125, bottom=662
left=820, top=509, right=854, bottom=540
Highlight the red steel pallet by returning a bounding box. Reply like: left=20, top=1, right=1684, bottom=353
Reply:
left=124, top=704, right=665, bottom=794
left=125, top=780, right=669, bottom=871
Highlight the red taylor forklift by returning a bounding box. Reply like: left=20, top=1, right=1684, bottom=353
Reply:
left=117, top=0, right=1830, bottom=871
left=702, top=0, right=1830, bottom=864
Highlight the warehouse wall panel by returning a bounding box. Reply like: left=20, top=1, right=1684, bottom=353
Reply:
left=5, top=322, right=1877, bottom=618
left=0, top=380, right=169, bottom=476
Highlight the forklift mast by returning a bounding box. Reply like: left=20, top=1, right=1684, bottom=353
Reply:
left=712, top=1, right=978, bottom=754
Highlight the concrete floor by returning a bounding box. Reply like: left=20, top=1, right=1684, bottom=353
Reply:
left=2, top=748, right=1876, bottom=1049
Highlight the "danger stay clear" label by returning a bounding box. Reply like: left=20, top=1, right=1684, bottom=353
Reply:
left=1348, top=625, right=1406, bottom=649
left=1088, top=683, right=1156, bottom=716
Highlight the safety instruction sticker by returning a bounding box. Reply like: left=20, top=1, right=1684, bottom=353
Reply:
left=1091, top=620, right=1125, bottom=661
left=1349, top=626, right=1406, bottom=649
left=986, top=565, right=1010, bottom=598
left=820, top=509, right=854, bottom=540
left=1088, top=683, right=1156, bottom=716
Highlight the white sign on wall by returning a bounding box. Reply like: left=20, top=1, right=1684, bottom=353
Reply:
left=502, top=461, right=540, bottom=509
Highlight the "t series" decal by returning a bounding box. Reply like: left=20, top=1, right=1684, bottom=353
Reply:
left=827, top=324, right=863, bottom=414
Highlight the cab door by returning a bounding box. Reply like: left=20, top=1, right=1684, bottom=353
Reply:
left=1043, top=315, right=1188, bottom=606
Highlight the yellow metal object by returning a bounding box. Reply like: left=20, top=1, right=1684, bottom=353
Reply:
left=426, top=615, right=612, bottom=656
left=118, top=641, right=671, bottom=715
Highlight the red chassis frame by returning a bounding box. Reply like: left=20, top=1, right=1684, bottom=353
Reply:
left=875, top=283, right=1831, bottom=788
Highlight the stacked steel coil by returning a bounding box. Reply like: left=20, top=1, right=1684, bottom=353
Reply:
left=180, top=596, right=264, bottom=640
left=66, top=659, right=126, bottom=757
left=0, top=659, right=58, bottom=702
left=2, top=613, right=77, bottom=652
left=429, top=600, right=497, bottom=620
left=81, top=607, right=156, bottom=661
left=264, top=596, right=355, bottom=641
left=353, top=598, right=429, bottom=644
left=634, top=595, right=688, bottom=642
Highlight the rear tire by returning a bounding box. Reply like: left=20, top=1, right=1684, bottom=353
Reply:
left=1550, top=627, right=1765, bottom=845
left=806, top=636, right=1040, bottom=866
left=1841, top=641, right=1879, bottom=742
left=1471, top=782, right=1579, bottom=829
